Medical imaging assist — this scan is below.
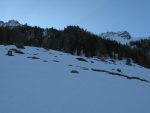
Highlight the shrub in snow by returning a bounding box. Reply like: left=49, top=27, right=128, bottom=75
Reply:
left=53, top=60, right=59, bottom=62
left=6, top=50, right=13, bottom=56
left=16, top=44, right=25, bottom=49
left=91, top=61, right=94, bottom=63
left=10, top=49, right=24, bottom=54
left=76, top=58, right=88, bottom=62
left=27, top=56, right=40, bottom=59
left=71, top=70, right=79, bottom=74
left=117, top=69, right=122, bottom=73
left=126, top=58, right=132, bottom=66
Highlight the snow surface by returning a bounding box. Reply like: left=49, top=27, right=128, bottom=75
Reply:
left=0, top=45, right=150, bottom=113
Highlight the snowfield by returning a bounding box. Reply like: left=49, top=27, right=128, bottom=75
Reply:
left=0, top=45, right=150, bottom=113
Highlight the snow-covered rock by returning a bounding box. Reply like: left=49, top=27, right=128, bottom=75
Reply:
left=100, top=31, right=132, bottom=44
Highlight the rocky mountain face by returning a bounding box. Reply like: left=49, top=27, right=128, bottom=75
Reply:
left=100, top=31, right=132, bottom=44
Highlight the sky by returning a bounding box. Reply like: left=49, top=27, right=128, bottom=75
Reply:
left=0, top=0, right=150, bottom=37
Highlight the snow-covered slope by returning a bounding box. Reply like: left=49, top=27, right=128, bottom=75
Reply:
left=0, top=20, right=21, bottom=27
left=0, top=45, right=150, bottom=113
left=100, top=31, right=132, bottom=44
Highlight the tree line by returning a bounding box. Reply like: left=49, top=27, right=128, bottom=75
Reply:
left=0, top=25, right=150, bottom=68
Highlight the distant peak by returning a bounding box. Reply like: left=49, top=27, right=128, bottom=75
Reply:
left=0, top=21, right=4, bottom=23
left=100, top=31, right=132, bottom=44
left=0, top=20, right=21, bottom=27
left=117, top=31, right=132, bottom=40
left=7, top=20, right=21, bottom=27
left=8, top=20, right=20, bottom=24
left=0, top=21, right=4, bottom=26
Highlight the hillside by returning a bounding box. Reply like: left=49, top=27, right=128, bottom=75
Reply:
left=0, top=45, right=150, bottom=113
left=0, top=20, right=150, bottom=68
left=0, top=20, right=150, bottom=112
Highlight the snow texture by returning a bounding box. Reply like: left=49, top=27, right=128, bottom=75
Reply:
left=0, top=45, right=150, bottom=113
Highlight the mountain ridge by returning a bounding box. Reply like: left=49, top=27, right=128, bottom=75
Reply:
left=0, top=20, right=149, bottom=43
left=0, top=20, right=21, bottom=27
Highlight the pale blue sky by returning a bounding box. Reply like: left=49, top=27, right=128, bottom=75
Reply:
left=0, top=0, right=150, bottom=37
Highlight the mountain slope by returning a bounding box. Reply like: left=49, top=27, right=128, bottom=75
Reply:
left=0, top=45, right=150, bottom=113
